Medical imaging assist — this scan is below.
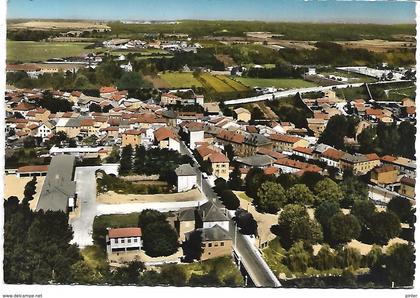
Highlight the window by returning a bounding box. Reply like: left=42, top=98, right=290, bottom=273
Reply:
left=134, top=238, right=138, bottom=242
left=128, top=239, right=131, bottom=243
left=208, top=243, right=212, bottom=248
left=114, top=238, right=118, bottom=244
left=220, top=242, right=224, bottom=246
left=121, top=239, right=125, bottom=243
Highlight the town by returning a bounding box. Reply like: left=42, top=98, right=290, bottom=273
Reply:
left=3, top=2, right=416, bottom=290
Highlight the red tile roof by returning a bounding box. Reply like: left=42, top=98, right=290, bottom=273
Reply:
left=400, top=176, right=415, bottom=187
left=322, top=148, right=345, bottom=161
left=365, top=153, right=380, bottom=161
left=123, top=129, right=143, bottom=136
left=264, top=166, right=279, bottom=175
left=209, top=152, right=229, bottom=163
left=17, top=165, right=49, bottom=173
left=100, top=86, right=117, bottom=94
left=293, top=147, right=314, bottom=155
left=269, top=134, right=302, bottom=144
left=381, top=155, right=397, bottom=163
left=108, top=227, right=142, bottom=238
left=14, top=102, right=36, bottom=111
left=275, top=158, right=321, bottom=173
left=196, top=145, right=217, bottom=159
left=154, top=127, right=179, bottom=141
left=256, top=147, right=286, bottom=159
left=80, top=119, right=95, bottom=126
left=216, top=130, right=245, bottom=144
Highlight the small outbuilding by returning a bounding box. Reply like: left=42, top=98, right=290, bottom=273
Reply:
left=175, top=164, right=197, bottom=192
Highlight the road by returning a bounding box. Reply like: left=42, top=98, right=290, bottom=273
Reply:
left=223, top=79, right=411, bottom=106
left=70, top=164, right=119, bottom=247
left=180, top=142, right=281, bottom=287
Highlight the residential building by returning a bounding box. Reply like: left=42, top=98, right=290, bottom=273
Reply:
left=154, top=127, right=181, bottom=152
left=370, top=165, right=399, bottom=185
left=208, top=152, right=230, bottom=180
left=122, top=129, right=143, bottom=147
left=269, top=134, right=309, bottom=153
left=185, top=225, right=232, bottom=261
left=234, top=107, right=251, bottom=122
left=106, top=227, right=142, bottom=253
left=175, top=164, right=197, bottom=192
left=398, top=176, right=415, bottom=199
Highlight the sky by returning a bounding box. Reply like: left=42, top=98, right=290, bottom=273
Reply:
left=6, top=0, right=416, bottom=24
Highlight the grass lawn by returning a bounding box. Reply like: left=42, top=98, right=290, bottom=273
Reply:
left=232, top=77, right=318, bottom=89
left=7, top=40, right=95, bottom=62
left=93, top=213, right=141, bottom=247
left=81, top=245, right=108, bottom=271
left=236, top=191, right=252, bottom=203
left=160, top=72, right=203, bottom=88
left=181, top=256, right=243, bottom=286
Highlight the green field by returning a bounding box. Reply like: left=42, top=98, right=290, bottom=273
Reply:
left=7, top=41, right=95, bottom=62
left=232, top=77, right=318, bottom=89
left=160, top=72, right=203, bottom=88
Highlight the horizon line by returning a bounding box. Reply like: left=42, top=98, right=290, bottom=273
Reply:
left=5, top=17, right=416, bottom=25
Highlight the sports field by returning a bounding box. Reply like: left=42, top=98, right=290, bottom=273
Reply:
left=159, top=72, right=203, bottom=88
left=232, top=77, right=318, bottom=89
left=7, top=41, right=94, bottom=62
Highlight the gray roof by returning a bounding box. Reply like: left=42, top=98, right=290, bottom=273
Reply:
left=235, top=155, right=275, bottom=167
left=65, top=117, right=82, bottom=127
left=178, top=208, right=196, bottom=222
left=186, top=224, right=231, bottom=242
left=341, top=153, right=368, bottom=164
left=36, top=155, right=76, bottom=212
left=244, top=133, right=272, bottom=146
left=199, top=201, right=229, bottom=222
left=175, top=164, right=196, bottom=177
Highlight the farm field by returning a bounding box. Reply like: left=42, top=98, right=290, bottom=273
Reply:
left=8, top=20, right=110, bottom=30
left=199, top=73, right=249, bottom=92
left=7, top=41, right=94, bottom=62
left=159, top=72, right=203, bottom=88
left=232, top=77, right=318, bottom=89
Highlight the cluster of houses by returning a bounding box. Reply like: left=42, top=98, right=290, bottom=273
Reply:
left=102, top=38, right=202, bottom=53
left=106, top=201, right=233, bottom=262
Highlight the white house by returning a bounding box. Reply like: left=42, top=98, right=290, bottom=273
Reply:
left=175, top=164, right=197, bottom=192
left=35, top=121, right=55, bottom=139
left=106, top=227, right=142, bottom=253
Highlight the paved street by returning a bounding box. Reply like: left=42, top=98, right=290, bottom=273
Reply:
left=180, top=141, right=281, bottom=287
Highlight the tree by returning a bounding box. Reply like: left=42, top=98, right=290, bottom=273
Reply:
left=397, top=121, right=415, bottom=159
left=23, top=176, right=37, bottom=203
left=314, top=178, right=343, bottom=205
left=363, top=245, right=382, bottom=268
left=340, top=176, right=368, bottom=208
left=350, top=199, right=376, bottom=228
left=387, top=196, right=412, bottom=223
left=328, top=213, right=361, bottom=245
left=286, top=241, right=311, bottom=273
left=358, top=126, right=378, bottom=153
left=223, top=144, right=235, bottom=161
left=219, top=189, right=240, bottom=210
left=244, top=167, right=265, bottom=198
left=314, top=200, right=341, bottom=228
left=138, top=209, right=167, bottom=229
left=337, top=247, right=362, bottom=269
left=133, top=145, right=146, bottom=173
left=106, top=146, right=120, bottom=163
left=159, top=265, right=188, bottom=286
left=313, top=245, right=335, bottom=271
left=213, top=178, right=228, bottom=195
left=277, top=173, right=299, bottom=189
left=318, top=115, right=349, bottom=149
left=290, top=217, right=323, bottom=245
left=384, top=243, right=415, bottom=287
left=255, top=181, right=286, bottom=213
left=142, top=221, right=179, bottom=257
left=286, top=184, right=315, bottom=205
left=119, top=145, right=133, bottom=175
left=228, top=164, right=243, bottom=190
left=368, top=211, right=401, bottom=245
left=235, top=209, right=258, bottom=235
left=181, top=230, right=202, bottom=262
left=116, top=71, right=151, bottom=89
left=110, top=261, right=145, bottom=285
left=276, top=204, right=309, bottom=248
left=299, top=171, right=324, bottom=191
